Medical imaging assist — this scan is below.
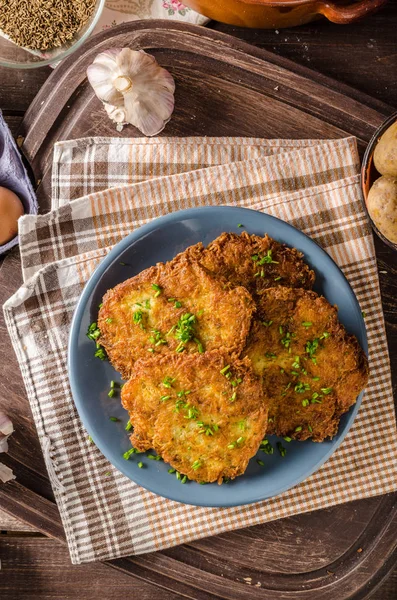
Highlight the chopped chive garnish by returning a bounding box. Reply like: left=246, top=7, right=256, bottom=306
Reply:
left=197, top=422, right=219, bottom=436
left=123, top=448, right=136, bottom=460
left=147, top=454, right=162, bottom=461
left=87, top=322, right=101, bottom=341
left=119, top=262, right=127, bottom=266
left=162, top=376, right=175, bottom=388
left=185, top=405, right=199, bottom=420
left=133, top=310, right=145, bottom=329
left=148, top=348, right=155, bottom=353
left=88, top=435, right=94, bottom=444
left=105, top=471, right=111, bottom=476
left=109, top=416, right=119, bottom=422
left=181, top=475, right=187, bottom=483
left=230, top=391, right=237, bottom=402
left=265, top=352, right=277, bottom=359
left=321, top=387, right=333, bottom=395
left=151, top=283, right=162, bottom=297
left=320, top=332, right=331, bottom=339
left=310, top=392, right=323, bottom=404
left=237, top=223, right=244, bottom=227
left=281, top=331, right=296, bottom=350
left=106, top=318, right=113, bottom=324
left=295, top=382, right=310, bottom=394
left=295, top=426, right=302, bottom=432
left=192, top=460, right=202, bottom=470
left=308, top=424, right=313, bottom=432
left=257, top=459, right=265, bottom=467
left=306, top=338, right=319, bottom=359
left=98, top=303, right=103, bottom=309
left=292, top=356, right=300, bottom=368
left=160, top=395, right=171, bottom=402
left=220, top=364, right=231, bottom=375
left=262, top=320, right=273, bottom=327
left=108, top=389, right=115, bottom=398
left=174, top=312, right=199, bottom=353
left=125, top=421, right=132, bottom=431
left=168, top=468, right=176, bottom=474
left=262, top=443, right=274, bottom=455
left=283, top=436, right=292, bottom=443
left=302, top=321, right=312, bottom=328
left=302, top=399, right=310, bottom=407
left=236, top=436, right=245, bottom=444
left=138, top=461, right=144, bottom=468
left=312, top=376, right=320, bottom=381
left=176, top=471, right=181, bottom=480
left=252, top=249, right=279, bottom=265
left=149, top=329, right=167, bottom=347
left=274, top=276, right=281, bottom=281
left=277, top=442, right=287, bottom=457
left=362, top=311, right=366, bottom=318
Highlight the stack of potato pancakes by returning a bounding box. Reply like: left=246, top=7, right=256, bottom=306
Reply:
left=96, top=232, right=368, bottom=484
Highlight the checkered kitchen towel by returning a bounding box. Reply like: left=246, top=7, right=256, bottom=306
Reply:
left=4, top=136, right=397, bottom=564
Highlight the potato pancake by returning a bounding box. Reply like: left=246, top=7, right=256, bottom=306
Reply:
left=244, top=287, right=369, bottom=442
left=186, top=232, right=315, bottom=297
left=121, top=352, right=268, bottom=484
left=98, top=254, right=255, bottom=379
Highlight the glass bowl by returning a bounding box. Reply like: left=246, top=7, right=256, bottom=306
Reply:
left=0, top=0, right=105, bottom=69
left=360, top=111, right=397, bottom=252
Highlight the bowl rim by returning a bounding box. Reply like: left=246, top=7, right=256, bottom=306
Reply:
left=0, top=0, right=106, bottom=70
left=360, top=110, right=397, bottom=252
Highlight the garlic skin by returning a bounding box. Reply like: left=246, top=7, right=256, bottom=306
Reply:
left=104, top=103, right=127, bottom=132
left=0, top=411, right=14, bottom=454
left=87, top=48, right=175, bottom=137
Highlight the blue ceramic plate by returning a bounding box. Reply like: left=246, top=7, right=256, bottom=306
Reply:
left=68, top=206, right=367, bottom=507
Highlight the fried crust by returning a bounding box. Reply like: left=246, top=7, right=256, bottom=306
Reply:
left=244, top=287, right=369, bottom=442
left=185, top=232, right=315, bottom=297
left=98, top=254, right=255, bottom=379
left=121, top=351, right=268, bottom=484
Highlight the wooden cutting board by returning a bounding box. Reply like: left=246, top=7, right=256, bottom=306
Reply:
left=1, top=21, right=396, bottom=600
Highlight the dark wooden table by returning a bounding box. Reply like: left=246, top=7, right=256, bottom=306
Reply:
left=1, top=4, right=397, bottom=599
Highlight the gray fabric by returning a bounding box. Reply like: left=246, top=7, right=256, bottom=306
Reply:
left=0, top=110, right=37, bottom=254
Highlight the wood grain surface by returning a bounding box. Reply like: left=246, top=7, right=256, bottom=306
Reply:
left=0, top=6, right=396, bottom=599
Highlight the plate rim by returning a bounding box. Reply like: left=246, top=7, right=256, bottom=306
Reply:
left=68, top=205, right=367, bottom=507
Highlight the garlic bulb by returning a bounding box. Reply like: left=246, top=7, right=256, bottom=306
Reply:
left=87, top=48, right=175, bottom=136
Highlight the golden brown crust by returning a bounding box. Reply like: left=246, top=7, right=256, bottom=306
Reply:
left=98, top=253, right=255, bottom=379
left=121, top=351, right=268, bottom=483
left=244, top=287, right=369, bottom=442
left=185, top=232, right=315, bottom=297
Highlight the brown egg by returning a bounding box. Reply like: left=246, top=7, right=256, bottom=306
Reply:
left=0, top=186, right=24, bottom=245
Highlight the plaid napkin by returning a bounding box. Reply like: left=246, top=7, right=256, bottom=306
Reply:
left=4, top=136, right=397, bottom=565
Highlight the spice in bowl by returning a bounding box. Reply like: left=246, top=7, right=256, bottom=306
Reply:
left=0, top=0, right=96, bottom=51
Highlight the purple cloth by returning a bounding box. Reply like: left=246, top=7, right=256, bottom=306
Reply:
left=0, top=110, right=37, bottom=254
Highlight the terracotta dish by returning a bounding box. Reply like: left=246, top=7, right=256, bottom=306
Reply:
left=184, top=0, right=388, bottom=28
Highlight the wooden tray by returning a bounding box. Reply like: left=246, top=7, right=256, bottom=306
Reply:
left=1, top=21, right=397, bottom=600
